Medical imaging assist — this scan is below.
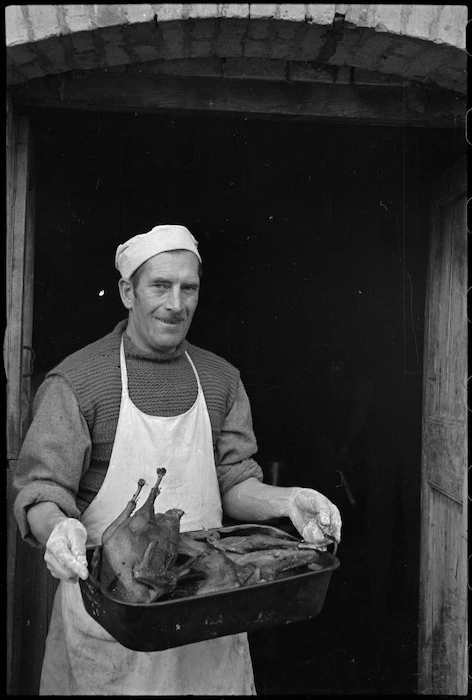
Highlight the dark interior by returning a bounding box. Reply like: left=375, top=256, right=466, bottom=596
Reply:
left=27, top=106, right=463, bottom=694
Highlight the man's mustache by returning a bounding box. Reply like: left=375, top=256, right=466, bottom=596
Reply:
left=155, top=313, right=186, bottom=324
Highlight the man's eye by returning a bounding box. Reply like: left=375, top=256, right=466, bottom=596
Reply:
left=183, top=286, right=199, bottom=293
left=154, top=283, right=169, bottom=290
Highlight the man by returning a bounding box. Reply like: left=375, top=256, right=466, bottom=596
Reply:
left=14, top=224, right=342, bottom=695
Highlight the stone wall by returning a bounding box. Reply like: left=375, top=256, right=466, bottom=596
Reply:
left=5, top=4, right=467, bottom=93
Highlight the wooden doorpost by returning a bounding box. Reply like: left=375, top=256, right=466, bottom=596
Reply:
left=6, top=99, right=36, bottom=694
left=418, top=158, right=468, bottom=694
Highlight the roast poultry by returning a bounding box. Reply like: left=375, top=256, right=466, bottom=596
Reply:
left=96, top=468, right=193, bottom=603
left=93, top=468, right=328, bottom=604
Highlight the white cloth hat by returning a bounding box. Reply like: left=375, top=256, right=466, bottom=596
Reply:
left=115, top=224, right=202, bottom=278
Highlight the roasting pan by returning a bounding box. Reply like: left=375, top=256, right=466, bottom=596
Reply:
left=79, top=523, right=339, bottom=652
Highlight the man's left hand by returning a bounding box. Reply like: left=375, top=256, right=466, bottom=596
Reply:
left=288, top=488, right=342, bottom=548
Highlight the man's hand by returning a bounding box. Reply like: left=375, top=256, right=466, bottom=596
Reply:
left=45, top=518, right=88, bottom=582
left=288, top=488, right=342, bottom=548
left=223, top=478, right=342, bottom=549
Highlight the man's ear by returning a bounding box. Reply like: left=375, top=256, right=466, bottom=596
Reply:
left=118, top=278, right=134, bottom=310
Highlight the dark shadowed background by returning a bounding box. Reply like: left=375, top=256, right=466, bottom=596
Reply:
left=27, top=106, right=463, bottom=694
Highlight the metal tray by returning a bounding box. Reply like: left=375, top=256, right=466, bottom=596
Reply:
left=79, top=524, right=339, bottom=652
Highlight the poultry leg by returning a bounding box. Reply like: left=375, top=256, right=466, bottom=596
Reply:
left=102, top=478, right=146, bottom=543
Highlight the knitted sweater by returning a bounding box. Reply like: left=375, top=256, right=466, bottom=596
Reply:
left=14, top=320, right=263, bottom=544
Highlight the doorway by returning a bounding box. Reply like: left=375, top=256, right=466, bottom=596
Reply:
left=26, top=105, right=463, bottom=694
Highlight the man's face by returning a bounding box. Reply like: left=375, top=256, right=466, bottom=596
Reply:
left=120, top=250, right=200, bottom=355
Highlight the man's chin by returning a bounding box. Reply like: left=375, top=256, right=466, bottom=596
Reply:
left=151, top=333, right=185, bottom=354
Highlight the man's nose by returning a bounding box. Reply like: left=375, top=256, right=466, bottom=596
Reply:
left=166, top=286, right=183, bottom=313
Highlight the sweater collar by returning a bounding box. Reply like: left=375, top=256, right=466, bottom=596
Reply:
left=112, top=319, right=189, bottom=362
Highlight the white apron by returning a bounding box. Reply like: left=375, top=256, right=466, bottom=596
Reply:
left=40, top=337, right=256, bottom=696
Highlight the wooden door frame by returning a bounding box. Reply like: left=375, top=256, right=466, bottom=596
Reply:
left=418, top=157, right=468, bottom=695
left=6, top=74, right=467, bottom=694
left=9, top=69, right=466, bottom=129
left=6, top=97, right=36, bottom=695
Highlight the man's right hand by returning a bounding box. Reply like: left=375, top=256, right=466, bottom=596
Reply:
left=44, top=518, right=88, bottom=582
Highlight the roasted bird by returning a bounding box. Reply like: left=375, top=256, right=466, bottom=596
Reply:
left=96, top=468, right=191, bottom=603
left=175, top=536, right=246, bottom=595
left=95, top=470, right=327, bottom=604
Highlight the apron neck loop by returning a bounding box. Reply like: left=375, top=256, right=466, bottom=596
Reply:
left=119, top=336, right=129, bottom=394
left=185, top=351, right=202, bottom=393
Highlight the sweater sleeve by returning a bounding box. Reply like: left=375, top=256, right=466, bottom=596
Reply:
left=215, top=378, right=264, bottom=495
left=13, top=375, right=92, bottom=546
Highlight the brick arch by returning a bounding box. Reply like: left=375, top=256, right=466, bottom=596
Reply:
left=6, top=4, right=467, bottom=93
